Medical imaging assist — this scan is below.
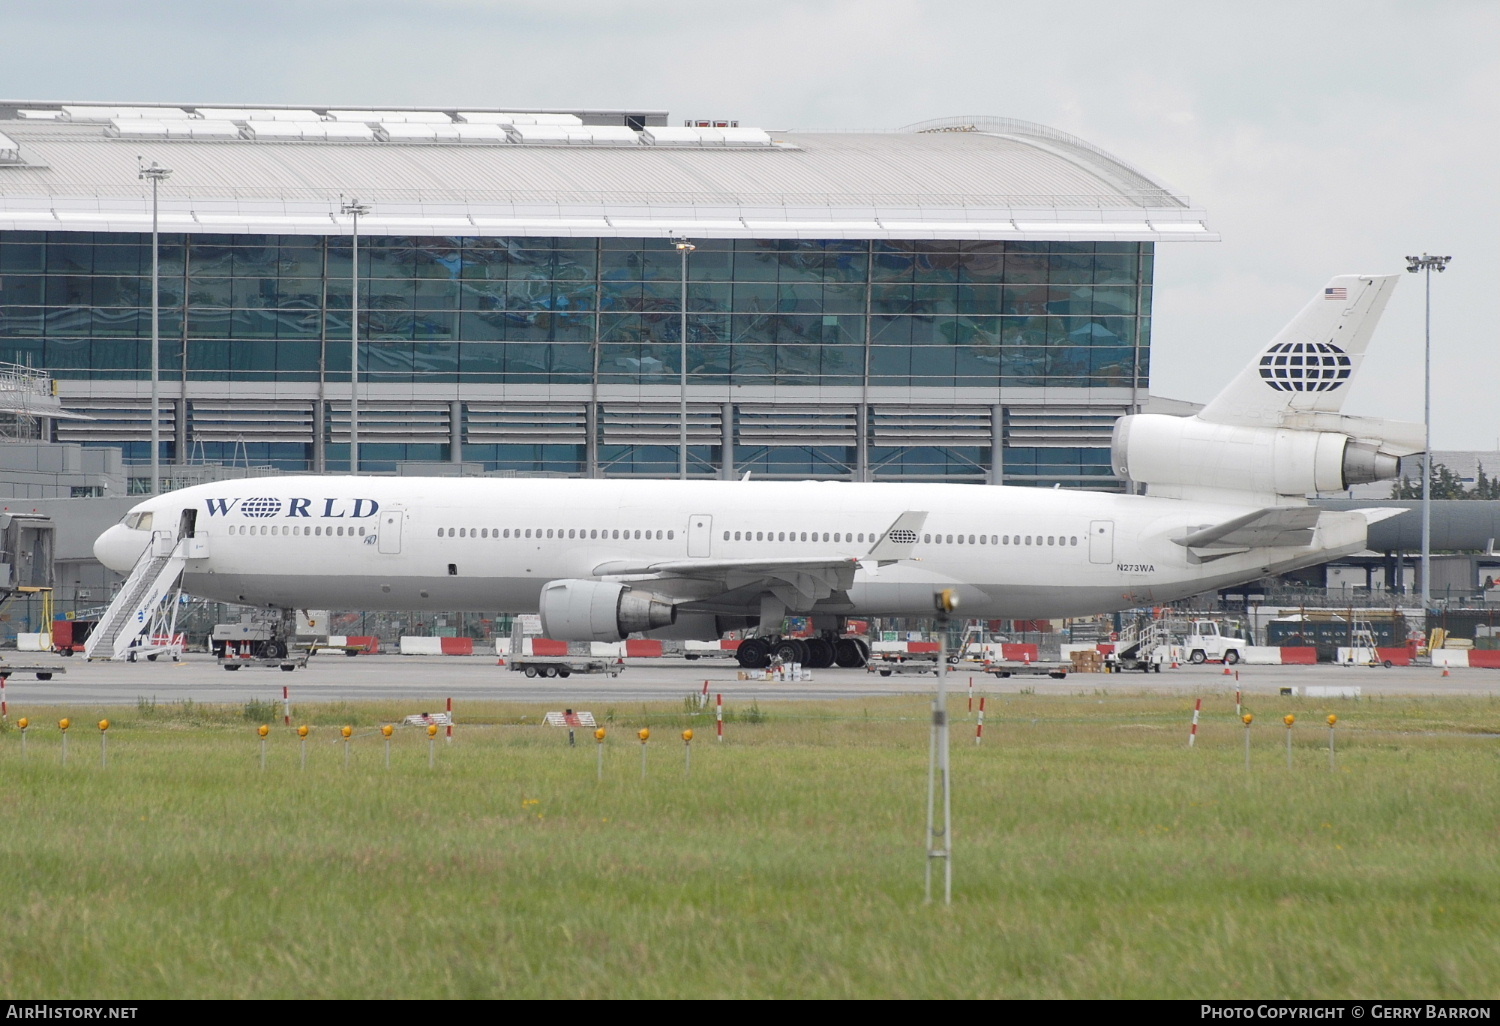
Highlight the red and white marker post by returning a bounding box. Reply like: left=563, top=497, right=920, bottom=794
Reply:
left=282, top=685, right=291, bottom=727
left=1, top=675, right=7, bottom=721
left=1188, top=697, right=1202, bottom=748
left=967, top=676, right=974, bottom=713
left=975, top=696, right=986, bottom=745
left=446, top=696, right=454, bottom=743
left=701, top=679, right=710, bottom=709
left=716, top=693, right=724, bottom=742
left=1235, top=689, right=1242, bottom=717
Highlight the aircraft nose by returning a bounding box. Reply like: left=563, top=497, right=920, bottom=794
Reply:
left=94, top=524, right=149, bottom=573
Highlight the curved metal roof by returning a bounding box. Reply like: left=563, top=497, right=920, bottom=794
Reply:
left=0, top=106, right=1214, bottom=242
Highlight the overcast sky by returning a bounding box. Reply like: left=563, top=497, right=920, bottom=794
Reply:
left=6, top=0, right=1496, bottom=448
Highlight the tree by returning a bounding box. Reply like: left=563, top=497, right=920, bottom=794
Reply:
left=1391, top=461, right=1500, bottom=500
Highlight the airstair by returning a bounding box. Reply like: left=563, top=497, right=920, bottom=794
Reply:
left=1114, top=616, right=1176, bottom=671
left=85, top=511, right=196, bottom=661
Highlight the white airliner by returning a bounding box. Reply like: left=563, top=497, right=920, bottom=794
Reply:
left=93, top=274, right=1417, bottom=668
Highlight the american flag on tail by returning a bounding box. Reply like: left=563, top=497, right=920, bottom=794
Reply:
left=1324, top=287, right=1348, bottom=301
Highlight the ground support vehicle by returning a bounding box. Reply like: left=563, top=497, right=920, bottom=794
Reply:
left=509, top=656, right=624, bottom=679
left=0, top=663, right=65, bottom=681
left=982, top=659, right=1069, bottom=680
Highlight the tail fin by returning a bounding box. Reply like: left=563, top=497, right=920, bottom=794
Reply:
left=1198, top=274, right=1400, bottom=428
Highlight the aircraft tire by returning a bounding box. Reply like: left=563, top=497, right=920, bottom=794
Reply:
left=736, top=637, right=771, bottom=669
left=804, top=637, right=835, bottom=669
left=853, top=638, right=871, bottom=663
left=772, top=639, right=807, bottom=666
left=833, top=638, right=865, bottom=668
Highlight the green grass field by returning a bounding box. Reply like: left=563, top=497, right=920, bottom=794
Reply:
left=0, top=690, right=1497, bottom=999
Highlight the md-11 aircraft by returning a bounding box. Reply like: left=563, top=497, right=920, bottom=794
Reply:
left=93, top=274, right=1416, bottom=669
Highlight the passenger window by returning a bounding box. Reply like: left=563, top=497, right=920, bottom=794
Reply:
left=1025, top=536, right=1032, bottom=545
left=923, top=534, right=930, bottom=543
left=667, top=530, right=674, bottom=539
left=359, top=527, right=366, bottom=536
left=979, top=535, right=986, bottom=545
left=459, top=528, right=466, bottom=538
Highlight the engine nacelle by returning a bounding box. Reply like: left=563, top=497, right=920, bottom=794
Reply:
left=1111, top=414, right=1399, bottom=498
left=538, top=579, right=677, bottom=642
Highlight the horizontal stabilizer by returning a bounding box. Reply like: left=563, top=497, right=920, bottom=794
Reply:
left=1176, top=506, right=1322, bottom=550
left=1347, top=507, right=1411, bottom=526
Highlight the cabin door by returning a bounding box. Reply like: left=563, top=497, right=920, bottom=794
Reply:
left=378, top=507, right=404, bottom=554
left=1088, top=520, right=1114, bottom=564
left=688, top=514, right=713, bottom=558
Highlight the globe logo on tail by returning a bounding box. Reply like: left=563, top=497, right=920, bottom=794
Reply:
left=1257, top=341, right=1351, bottom=392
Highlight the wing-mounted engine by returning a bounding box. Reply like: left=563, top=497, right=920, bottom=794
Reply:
left=1115, top=272, right=1420, bottom=505
left=539, top=579, right=676, bottom=642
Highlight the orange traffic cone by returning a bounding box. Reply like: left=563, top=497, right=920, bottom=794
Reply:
left=1223, top=665, right=1233, bottom=675
left=496, top=656, right=505, bottom=666
left=1441, top=666, right=1450, bottom=677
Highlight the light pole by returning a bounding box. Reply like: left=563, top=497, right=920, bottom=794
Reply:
left=342, top=197, right=371, bottom=474
left=674, top=238, right=695, bottom=480
left=1405, top=253, right=1451, bottom=616
left=138, top=160, right=172, bottom=494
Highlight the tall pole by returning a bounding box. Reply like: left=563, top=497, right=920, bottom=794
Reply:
left=675, top=239, right=695, bottom=480
left=342, top=198, right=371, bottom=474
left=138, top=160, right=172, bottom=495
left=1406, top=253, right=1451, bottom=617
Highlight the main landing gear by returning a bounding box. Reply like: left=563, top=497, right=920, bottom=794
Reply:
left=735, top=633, right=870, bottom=670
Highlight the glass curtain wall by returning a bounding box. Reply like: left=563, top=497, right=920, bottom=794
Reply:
left=0, top=231, right=1151, bottom=477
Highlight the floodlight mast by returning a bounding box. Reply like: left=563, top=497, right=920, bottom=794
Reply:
left=138, top=160, right=172, bottom=495
left=674, top=238, right=696, bottom=480
left=342, top=198, right=372, bottom=474
left=1404, top=253, right=1451, bottom=617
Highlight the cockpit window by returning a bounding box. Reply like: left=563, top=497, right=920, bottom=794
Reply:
left=123, top=512, right=153, bottom=532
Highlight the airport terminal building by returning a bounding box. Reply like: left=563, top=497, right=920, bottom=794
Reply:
left=0, top=103, right=1215, bottom=490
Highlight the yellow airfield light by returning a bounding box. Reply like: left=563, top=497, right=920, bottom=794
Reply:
left=17, top=717, right=27, bottom=730
left=427, top=724, right=439, bottom=738
left=59, top=718, right=70, bottom=731
left=594, top=728, right=606, bottom=742
left=1242, top=714, right=1253, bottom=725
left=98, top=720, right=109, bottom=732
left=1327, top=715, right=1338, bottom=727
left=257, top=725, right=270, bottom=738
left=297, top=725, right=309, bottom=738
left=1284, top=715, right=1296, bottom=727
left=682, top=729, right=694, bottom=743
left=341, top=726, right=353, bottom=739
left=638, top=728, right=650, bottom=743
left=381, top=725, right=394, bottom=738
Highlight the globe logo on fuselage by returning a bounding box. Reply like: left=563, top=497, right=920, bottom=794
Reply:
left=240, top=498, right=283, bottom=518
left=1258, top=341, right=1351, bottom=392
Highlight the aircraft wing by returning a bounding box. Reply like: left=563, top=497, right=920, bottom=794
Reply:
left=589, top=511, right=929, bottom=608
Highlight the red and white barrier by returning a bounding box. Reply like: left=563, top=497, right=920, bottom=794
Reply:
left=1430, top=650, right=1500, bottom=669
left=327, top=635, right=380, bottom=653
left=398, top=636, right=474, bottom=655
left=685, top=639, right=743, bottom=655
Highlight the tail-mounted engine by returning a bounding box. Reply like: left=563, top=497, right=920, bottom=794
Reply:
left=1112, top=414, right=1402, bottom=501
left=539, top=579, right=677, bottom=642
